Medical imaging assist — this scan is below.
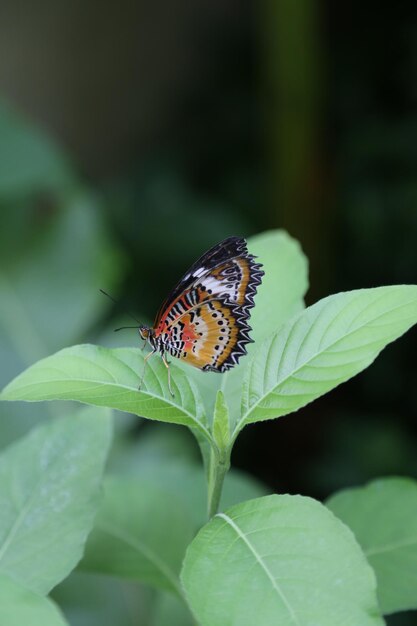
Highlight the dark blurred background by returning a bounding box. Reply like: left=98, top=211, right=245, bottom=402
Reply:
left=0, top=1, right=416, bottom=623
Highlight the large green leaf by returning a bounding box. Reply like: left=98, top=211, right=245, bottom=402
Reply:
left=181, top=494, right=384, bottom=626
left=0, top=344, right=210, bottom=442
left=327, top=477, right=417, bottom=615
left=238, top=286, right=417, bottom=434
left=80, top=476, right=194, bottom=596
left=0, top=574, right=69, bottom=626
left=0, top=406, right=112, bottom=594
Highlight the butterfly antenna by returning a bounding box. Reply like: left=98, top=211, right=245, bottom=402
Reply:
left=99, top=289, right=141, bottom=325
left=114, top=325, right=140, bottom=332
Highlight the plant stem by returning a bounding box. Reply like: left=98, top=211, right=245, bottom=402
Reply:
left=192, top=426, right=213, bottom=481
left=207, top=448, right=230, bottom=519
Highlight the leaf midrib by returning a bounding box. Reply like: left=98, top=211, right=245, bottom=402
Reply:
left=237, top=296, right=416, bottom=432
left=0, top=477, right=43, bottom=565
left=216, top=513, right=301, bottom=626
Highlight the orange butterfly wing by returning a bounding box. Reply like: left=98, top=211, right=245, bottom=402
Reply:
left=153, top=238, right=263, bottom=372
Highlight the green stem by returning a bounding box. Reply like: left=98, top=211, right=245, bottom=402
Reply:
left=207, top=448, right=230, bottom=519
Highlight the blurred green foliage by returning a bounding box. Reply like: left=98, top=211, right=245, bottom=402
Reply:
left=0, top=1, right=416, bottom=622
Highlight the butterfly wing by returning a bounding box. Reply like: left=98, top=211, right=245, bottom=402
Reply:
left=154, top=237, right=264, bottom=371
left=163, top=298, right=252, bottom=372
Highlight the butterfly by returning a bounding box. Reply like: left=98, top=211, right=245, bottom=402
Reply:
left=137, top=236, right=264, bottom=396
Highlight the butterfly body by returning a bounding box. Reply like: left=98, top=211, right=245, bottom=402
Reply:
left=138, top=237, right=264, bottom=394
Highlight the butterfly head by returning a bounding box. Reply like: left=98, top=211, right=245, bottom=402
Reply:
left=138, top=325, right=155, bottom=346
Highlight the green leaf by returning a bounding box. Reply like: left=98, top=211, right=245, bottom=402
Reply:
left=52, top=571, right=152, bottom=626
left=80, top=476, right=194, bottom=596
left=238, top=285, right=417, bottom=434
left=181, top=494, right=384, bottom=626
left=213, top=390, right=230, bottom=451
left=0, top=574, right=69, bottom=626
left=0, top=344, right=210, bottom=442
left=0, top=406, right=113, bottom=594
left=327, top=477, right=417, bottom=615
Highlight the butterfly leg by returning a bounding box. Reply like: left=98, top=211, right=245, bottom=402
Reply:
left=161, top=352, right=175, bottom=397
left=138, top=348, right=157, bottom=391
